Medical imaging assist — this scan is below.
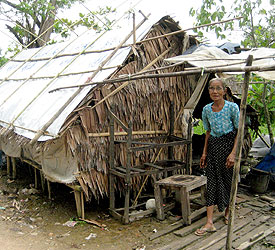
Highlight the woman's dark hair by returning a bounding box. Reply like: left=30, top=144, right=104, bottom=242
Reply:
left=208, top=78, right=226, bottom=89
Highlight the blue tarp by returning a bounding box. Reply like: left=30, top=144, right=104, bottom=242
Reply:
left=255, top=143, right=275, bottom=182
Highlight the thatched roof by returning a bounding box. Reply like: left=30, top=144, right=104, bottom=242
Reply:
left=0, top=15, right=201, bottom=199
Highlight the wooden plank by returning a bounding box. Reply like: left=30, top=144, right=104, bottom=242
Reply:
left=188, top=209, right=253, bottom=250
left=236, top=225, right=275, bottom=250
left=189, top=206, right=206, bottom=221
left=149, top=220, right=184, bottom=241
left=174, top=207, right=251, bottom=240
left=157, top=233, right=200, bottom=250
left=207, top=213, right=269, bottom=250
left=232, top=215, right=271, bottom=248
left=174, top=210, right=224, bottom=237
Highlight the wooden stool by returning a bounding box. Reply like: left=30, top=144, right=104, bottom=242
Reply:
left=154, top=175, right=207, bottom=225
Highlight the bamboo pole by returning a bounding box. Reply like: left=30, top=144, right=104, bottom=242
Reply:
left=11, top=157, right=16, bottom=179
left=88, top=130, right=182, bottom=137
left=262, top=83, right=274, bottom=146
left=0, top=24, right=99, bottom=111
left=29, top=14, right=150, bottom=145
left=49, top=64, right=275, bottom=92
left=81, top=191, right=85, bottom=219
left=133, top=12, right=136, bottom=45
left=6, top=156, right=11, bottom=178
left=7, top=16, right=246, bottom=64
left=0, top=120, right=55, bottom=137
left=47, top=180, right=51, bottom=200
left=0, top=65, right=121, bottom=82
left=226, top=55, right=253, bottom=250
left=34, top=168, right=38, bottom=189
left=58, top=46, right=170, bottom=118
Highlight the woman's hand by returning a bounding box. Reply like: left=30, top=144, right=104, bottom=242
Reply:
left=200, top=154, right=207, bottom=168
left=226, top=152, right=236, bottom=168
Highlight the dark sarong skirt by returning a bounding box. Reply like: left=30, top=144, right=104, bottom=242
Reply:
left=206, top=130, right=237, bottom=212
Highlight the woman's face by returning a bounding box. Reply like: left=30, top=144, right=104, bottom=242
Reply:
left=208, top=80, right=226, bottom=102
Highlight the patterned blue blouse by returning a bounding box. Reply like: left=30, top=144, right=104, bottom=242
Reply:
left=202, top=100, right=240, bottom=137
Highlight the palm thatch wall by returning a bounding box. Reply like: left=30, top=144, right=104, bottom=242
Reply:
left=59, top=16, right=200, bottom=199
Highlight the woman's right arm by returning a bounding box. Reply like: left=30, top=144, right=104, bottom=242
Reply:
left=200, top=130, right=210, bottom=168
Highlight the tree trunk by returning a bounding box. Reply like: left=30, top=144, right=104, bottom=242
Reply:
left=37, top=0, right=57, bottom=47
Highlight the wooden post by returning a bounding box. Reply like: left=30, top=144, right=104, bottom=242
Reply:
left=6, top=156, right=11, bottom=178
left=226, top=55, right=253, bottom=250
left=168, top=101, right=175, bottom=160
left=186, top=116, right=192, bottom=175
left=40, top=171, right=45, bottom=193
left=123, top=121, right=132, bottom=224
left=154, top=183, right=165, bottom=220
left=109, top=106, right=115, bottom=210
left=81, top=191, right=85, bottom=219
left=34, top=168, right=38, bottom=188
left=11, top=157, right=16, bottom=179
left=47, top=179, right=51, bottom=200
left=74, top=190, right=82, bottom=218
left=181, top=186, right=191, bottom=225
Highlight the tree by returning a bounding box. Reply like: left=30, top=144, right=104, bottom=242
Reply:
left=0, top=0, right=115, bottom=48
left=189, top=0, right=275, bottom=48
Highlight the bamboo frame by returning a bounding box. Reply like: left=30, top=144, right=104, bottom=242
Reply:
left=0, top=18, right=70, bottom=86
left=7, top=16, right=244, bottom=63
left=0, top=65, right=121, bottom=82
left=88, top=130, right=182, bottom=137
left=81, top=47, right=170, bottom=113
left=0, top=120, right=55, bottom=137
left=50, top=64, right=275, bottom=92
left=29, top=13, right=150, bottom=145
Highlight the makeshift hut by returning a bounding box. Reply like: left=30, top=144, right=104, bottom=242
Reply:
left=0, top=13, right=261, bottom=218
left=0, top=15, right=201, bottom=206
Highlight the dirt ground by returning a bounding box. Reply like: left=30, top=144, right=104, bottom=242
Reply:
left=0, top=163, right=274, bottom=250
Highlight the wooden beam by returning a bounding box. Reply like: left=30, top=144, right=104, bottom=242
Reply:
left=49, top=64, right=275, bottom=92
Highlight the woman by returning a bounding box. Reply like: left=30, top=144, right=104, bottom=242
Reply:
left=195, top=78, right=240, bottom=236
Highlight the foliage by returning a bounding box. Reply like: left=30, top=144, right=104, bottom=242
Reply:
left=0, top=0, right=116, bottom=48
left=189, top=0, right=275, bottom=48
left=193, top=120, right=206, bottom=135
left=248, top=83, right=275, bottom=124
left=0, top=44, right=20, bottom=67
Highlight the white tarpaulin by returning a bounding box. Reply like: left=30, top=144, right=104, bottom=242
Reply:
left=165, top=45, right=275, bottom=80
left=0, top=15, right=158, bottom=141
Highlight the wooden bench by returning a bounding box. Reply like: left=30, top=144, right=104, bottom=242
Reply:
left=154, top=174, right=207, bottom=225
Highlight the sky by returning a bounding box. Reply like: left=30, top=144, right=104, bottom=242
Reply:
left=0, top=0, right=273, bottom=55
